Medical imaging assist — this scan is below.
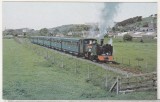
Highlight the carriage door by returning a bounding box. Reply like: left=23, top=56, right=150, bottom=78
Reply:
left=80, top=39, right=83, bottom=54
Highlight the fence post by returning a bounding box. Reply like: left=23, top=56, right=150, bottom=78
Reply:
left=52, top=56, right=55, bottom=64
left=116, top=77, right=119, bottom=95
left=75, top=60, right=77, bottom=73
left=105, top=76, right=108, bottom=89
left=137, top=60, right=139, bottom=66
left=88, top=65, right=90, bottom=79
left=61, top=55, right=64, bottom=68
left=146, top=61, right=148, bottom=69
left=129, top=59, right=130, bottom=65
left=46, top=49, right=49, bottom=60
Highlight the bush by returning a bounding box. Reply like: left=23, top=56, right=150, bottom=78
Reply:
left=140, top=39, right=144, bottom=43
left=123, top=34, right=132, bottom=41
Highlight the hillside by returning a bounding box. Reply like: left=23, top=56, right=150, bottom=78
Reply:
left=114, top=14, right=157, bottom=32
left=49, top=24, right=92, bottom=34
left=3, top=14, right=157, bottom=37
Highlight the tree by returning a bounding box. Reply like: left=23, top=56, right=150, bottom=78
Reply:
left=112, top=27, right=116, bottom=32
left=53, top=28, right=60, bottom=35
left=123, top=34, right=132, bottom=41
left=39, top=28, right=48, bottom=36
left=23, top=32, right=26, bottom=37
left=143, top=22, right=148, bottom=27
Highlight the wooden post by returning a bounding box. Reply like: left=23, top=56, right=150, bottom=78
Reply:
left=75, top=60, right=77, bottom=73
left=88, top=65, right=90, bottom=79
left=116, top=77, right=119, bottom=95
left=52, top=57, right=54, bottom=64
left=146, top=61, right=148, bottom=69
left=129, top=59, right=130, bottom=65
left=46, top=50, right=49, bottom=60
left=105, top=76, right=108, bottom=89
left=137, top=60, right=139, bottom=66
left=101, top=64, right=103, bottom=75
left=61, top=55, right=64, bottom=68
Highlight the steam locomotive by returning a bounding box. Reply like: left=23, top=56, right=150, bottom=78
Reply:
left=29, top=36, right=113, bottom=62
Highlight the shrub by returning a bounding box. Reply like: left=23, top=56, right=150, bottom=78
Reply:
left=140, top=39, right=144, bottom=43
left=123, top=34, right=132, bottom=41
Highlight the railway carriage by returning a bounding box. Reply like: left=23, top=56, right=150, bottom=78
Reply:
left=29, top=36, right=113, bottom=62
left=30, top=36, right=38, bottom=44
left=61, top=38, right=80, bottom=54
left=43, top=37, right=51, bottom=47
left=50, top=37, right=62, bottom=50
left=37, top=36, right=44, bottom=45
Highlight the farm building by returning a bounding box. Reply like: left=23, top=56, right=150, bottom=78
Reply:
left=3, top=35, right=13, bottom=39
left=115, top=31, right=157, bottom=40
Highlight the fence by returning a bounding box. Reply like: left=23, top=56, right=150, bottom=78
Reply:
left=113, top=56, right=156, bottom=73
left=14, top=38, right=157, bottom=94
left=14, top=38, right=117, bottom=90
left=109, top=72, right=157, bottom=94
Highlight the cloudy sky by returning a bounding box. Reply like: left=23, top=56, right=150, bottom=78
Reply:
left=3, top=2, right=157, bottom=30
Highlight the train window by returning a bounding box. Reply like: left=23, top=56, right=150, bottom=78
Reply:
left=93, top=40, right=97, bottom=44
left=84, top=40, right=88, bottom=44
left=89, top=40, right=93, bottom=44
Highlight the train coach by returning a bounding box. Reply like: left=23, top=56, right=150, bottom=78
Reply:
left=29, top=36, right=113, bottom=62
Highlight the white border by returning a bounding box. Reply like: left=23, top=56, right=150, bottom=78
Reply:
left=157, top=0, right=160, bottom=100
left=1, top=0, right=158, bottom=2
left=0, top=0, right=159, bottom=102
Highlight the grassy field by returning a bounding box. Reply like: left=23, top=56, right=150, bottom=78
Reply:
left=3, top=38, right=157, bottom=100
left=104, top=38, right=157, bottom=73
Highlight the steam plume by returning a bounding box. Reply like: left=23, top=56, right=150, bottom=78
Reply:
left=98, top=3, right=119, bottom=39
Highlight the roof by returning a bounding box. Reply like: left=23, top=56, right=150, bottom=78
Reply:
left=30, top=36, right=97, bottom=41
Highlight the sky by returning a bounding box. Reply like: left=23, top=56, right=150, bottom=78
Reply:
left=2, top=2, right=157, bottom=30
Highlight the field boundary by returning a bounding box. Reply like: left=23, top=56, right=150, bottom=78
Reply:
left=14, top=37, right=138, bottom=76
left=109, top=72, right=157, bottom=94
left=13, top=38, right=157, bottom=94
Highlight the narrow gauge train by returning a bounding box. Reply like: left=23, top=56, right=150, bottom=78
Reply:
left=29, top=36, right=113, bottom=62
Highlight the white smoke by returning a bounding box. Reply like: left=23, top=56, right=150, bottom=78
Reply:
left=98, top=3, right=119, bottom=39
left=88, top=24, right=97, bottom=38
left=108, top=38, right=113, bottom=45
left=87, top=3, right=119, bottom=40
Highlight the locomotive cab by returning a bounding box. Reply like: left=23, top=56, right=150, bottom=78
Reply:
left=82, top=39, right=98, bottom=60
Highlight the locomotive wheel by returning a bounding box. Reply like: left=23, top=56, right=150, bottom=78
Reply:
left=84, top=53, right=88, bottom=59
left=96, top=59, right=99, bottom=62
left=90, top=55, right=97, bottom=61
left=89, top=56, right=93, bottom=61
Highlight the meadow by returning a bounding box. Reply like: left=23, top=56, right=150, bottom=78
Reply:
left=3, top=38, right=157, bottom=100
left=104, top=37, right=157, bottom=73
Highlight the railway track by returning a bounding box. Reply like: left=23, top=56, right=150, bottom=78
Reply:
left=43, top=46, right=138, bottom=76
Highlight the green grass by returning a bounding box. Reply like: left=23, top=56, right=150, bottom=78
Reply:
left=104, top=38, right=157, bottom=73
left=3, top=38, right=157, bottom=100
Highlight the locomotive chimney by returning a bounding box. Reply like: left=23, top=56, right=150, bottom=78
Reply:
left=100, top=39, right=104, bottom=46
